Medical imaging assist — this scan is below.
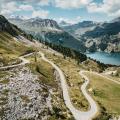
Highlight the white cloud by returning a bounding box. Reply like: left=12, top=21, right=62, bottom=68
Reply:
left=0, top=1, right=50, bottom=19
left=1, top=9, right=11, bottom=15
left=54, top=0, right=92, bottom=9
left=0, top=2, right=34, bottom=16
left=39, top=0, right=50, bottom=6
left=1, top=0, right=119, bottom=20
left=19, top=5, right=34, bottom=11
left=0, top=1, right=19, bottom=15
left=0, top=0, right=47, bottom=3
left=32, top=10, right=49, bottom=18
left=87, top=0, right=120, bottom=17
left=9, top=14, right=31, bottom=20
left=55, top=16, right=81, bottom=24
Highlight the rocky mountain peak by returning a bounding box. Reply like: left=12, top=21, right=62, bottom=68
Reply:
left=25, top=17, right=61, bottom=29
left=9, top=17, right=61, bottom=30
left=0, top=15, right=19, bottom=36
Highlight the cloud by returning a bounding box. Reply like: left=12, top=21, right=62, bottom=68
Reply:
left=54, top=0, right=92, bottom=9
left=0, top=0, right=50, bottom=5
left=0, top=2, right=34, bottom=16
left=0, top=1, right=19, bottom=15
left=87, top=0, right=120, bottom=17
left=9, top=14, right=32, bottom=20
left=0, top=1, right=49, bottom=18
left=19, top=5, right=34, bottom=11
left=55, top=16, right=81, bottom=24
left=0, top=0, right=92, bottom=12
left=32, top=10, right=49, bottom=18
left=0, top=0, right=43, bottom=3
left=1, top=0, right=119, bottom=20
left=38, top=0, right=50, bottom=6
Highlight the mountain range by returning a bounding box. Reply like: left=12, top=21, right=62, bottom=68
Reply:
left=9, top=17, right=86, bottom=52
left=0, top=14, right=119, bottom=120
left=9, top=16, right=120, bottom=53
left=63, top=20, right=120, bottom=53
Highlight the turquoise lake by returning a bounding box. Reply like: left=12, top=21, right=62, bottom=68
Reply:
left=86, top=52, right=120, bottom=66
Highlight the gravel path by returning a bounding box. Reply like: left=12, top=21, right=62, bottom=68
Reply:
left=0, top=53, right=33, bottom=70
left=39, top=52, right=98, bottom=120
left=0, top=51, right=99, bottom=120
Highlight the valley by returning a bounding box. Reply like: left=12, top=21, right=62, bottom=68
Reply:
left=9, top=16, right=120, bottom=65
left=0, top=40, right=120, bottom=120
left=63, top=20, right=120, bottom=53
left=9, top=17, right=86, bottom=52
left=0, top=13, right=120, bottom=120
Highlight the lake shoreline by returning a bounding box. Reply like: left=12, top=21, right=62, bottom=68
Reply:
left=86, top=52, right=120, bottom=66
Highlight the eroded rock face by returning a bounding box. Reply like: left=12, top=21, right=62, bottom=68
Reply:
left=84, top=37, right=120, bottom=53
left=0, top=67, right=51, bottom=120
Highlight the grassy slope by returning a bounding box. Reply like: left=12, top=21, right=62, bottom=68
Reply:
left=26, top=54, right=74, bottom=120
left=0, top=32, right=31, bottom=55
left=104, top=75, right=120, bottom=83
left=85, top=72, right=120, bottom=115
left=43, top=50, right=89, bottom=111
left=27, top=55, right=56, bottom=87
left=82, top=59, right=106, bottom=72
left=40, top=47, right=120, bottom=117
left=108, top=68, right=120, bottom=82
left=0, top=32, right=35, bottom=65
left=0, top=29, right=119, bottom=118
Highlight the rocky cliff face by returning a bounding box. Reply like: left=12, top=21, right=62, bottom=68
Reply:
left=27, top=18, right=61, bottom=29
left=84, top=36, right=120, bottom=53
left=9, top=17, right=61, bottom=31
left=83, top=21, right=120, bottom=52
left=63, top=19, right=120, bottom=53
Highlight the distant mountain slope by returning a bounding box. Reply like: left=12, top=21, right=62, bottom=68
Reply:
left=10, top=17, right=61, bottom=31
left=0, top=15, right=33, bottom=40
left=84, top=21, right=120, bottom=37
left=0, top=15, right=35, bottom=66
left=63, top=21, right=97, bottom=38
left=9, top=17, right=86, bottom=52
left=82, top=19, right=120, bottom=52
left=63, top=19, right=120, bottom=53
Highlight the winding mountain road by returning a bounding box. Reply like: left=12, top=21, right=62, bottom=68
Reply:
left=39, top=52, right=98, bottom=120
left=0, top=53, right=32, bottom=71
left=0, top=51, right=99, bottom=120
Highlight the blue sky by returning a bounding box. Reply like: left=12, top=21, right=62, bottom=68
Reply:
left=0, top=0, right=120, bottom=23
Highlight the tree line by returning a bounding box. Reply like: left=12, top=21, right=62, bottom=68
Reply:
left=38, top=39, right=87, bottom=63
